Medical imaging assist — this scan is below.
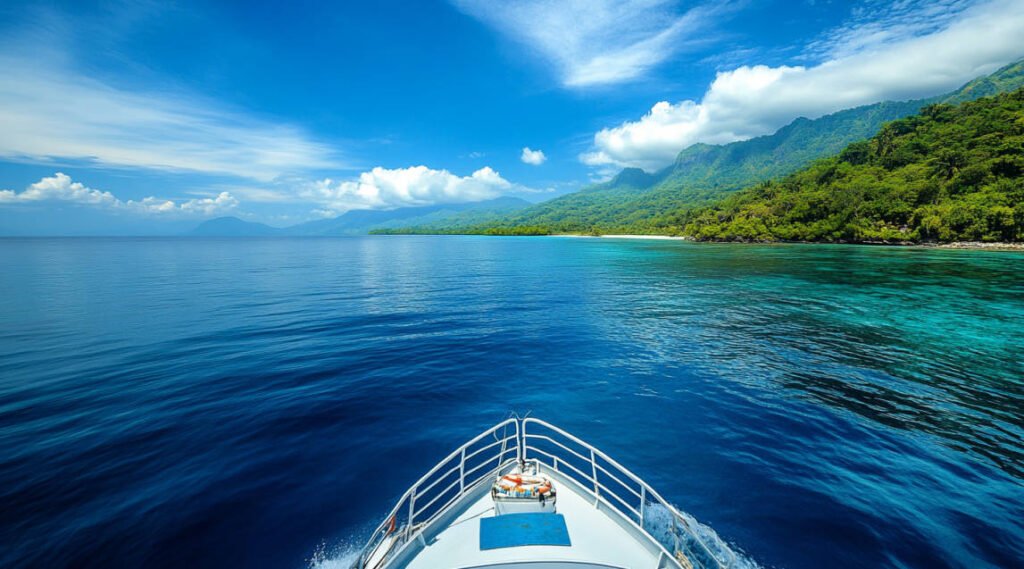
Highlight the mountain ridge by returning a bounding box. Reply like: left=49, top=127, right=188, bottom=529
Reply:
left=189, top=216, right=281, bottom=236
left=401, top=58, right=1024, bottom=235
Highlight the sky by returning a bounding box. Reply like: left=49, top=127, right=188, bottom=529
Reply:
left=1, top=0, right=1024, bottom=234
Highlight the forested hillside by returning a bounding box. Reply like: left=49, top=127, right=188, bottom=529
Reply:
left=383, top=59, right=1024, bottom=236
left=685, top=89, right=1024, bottom=243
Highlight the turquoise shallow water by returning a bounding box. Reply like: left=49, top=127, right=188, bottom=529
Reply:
left=1, top=236, right=1022, bottom=568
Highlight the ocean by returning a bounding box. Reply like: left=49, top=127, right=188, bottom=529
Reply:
left=1, top=236, right=1022, bottom=568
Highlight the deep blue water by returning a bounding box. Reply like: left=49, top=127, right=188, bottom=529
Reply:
left=1, top=236, right=1022, bottom=569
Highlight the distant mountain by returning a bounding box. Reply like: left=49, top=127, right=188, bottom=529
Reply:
left=685, top=87, right=1024, bottom=243
left=372, top=196, right=532, bottom=232
left=603, top=167, right=664, bottom=191
left=448, top=58, right=1024, bottom=235
left=188, top=216, right=281, bottom=236
left=188, top=197, right=532, bottom=237
left=372, top=168, right=676, bottom=235
left=290, top=196, right=531, bottom=235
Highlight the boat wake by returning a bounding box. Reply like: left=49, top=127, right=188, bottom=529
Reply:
left=640, top=504, right=761, bottom=569
left=307, top=540, right=360, bottom=569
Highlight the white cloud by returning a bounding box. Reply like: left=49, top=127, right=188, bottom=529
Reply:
left=582, top=0, right=1024, bottom=171
left=452, top=0, right=727, bottom=87
left=0, top=173, right=239, bottom=216
left=223, top=186, right=296, bottom=203
left=0, top=172, right=120, bottom=207
left=0, top=53, right=346, bottom=182
left=301, top=165, right=521, bottom=215
left=520, top=147, right=547, bottom=165
left=128, top=192, right=240, bottom=216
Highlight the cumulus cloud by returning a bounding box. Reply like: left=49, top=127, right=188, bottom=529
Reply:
left=520, top=147, right=547, bottom=165
left=451, top=0, right=728, bottom=87
left=0, top=173, right=238, bottom=216
left=127, top=192, right=240, bottom=216
left=0, top=172, right=120, bottom=207
left=0, top=52, right=346, bottom=182
left=300, top=165, right=521, bottom=215
left=582, top=0, right=1024, bottom=171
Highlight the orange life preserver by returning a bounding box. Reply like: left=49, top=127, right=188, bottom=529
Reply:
left=494, top=473, right=554, bottom=498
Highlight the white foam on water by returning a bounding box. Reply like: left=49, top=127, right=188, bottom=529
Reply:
left=643, top=503, right=762, bottom=569
left=307, top=539, right=360, bottom=569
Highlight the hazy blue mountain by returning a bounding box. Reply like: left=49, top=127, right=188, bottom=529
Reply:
left=186, top=197, right=532, bottom=237
left=287, top=196, right=532, bottom=236
left=189, top=216, right=281, bottom=236
left=361, top=196, right=532, bottom=232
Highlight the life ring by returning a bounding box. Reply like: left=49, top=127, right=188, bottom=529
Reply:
left=493, top=473, right=555, bottom=498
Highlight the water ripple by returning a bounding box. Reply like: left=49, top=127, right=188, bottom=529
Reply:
left=1, top=237, right=1022, bottom=568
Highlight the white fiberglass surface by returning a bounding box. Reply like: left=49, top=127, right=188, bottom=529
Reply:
left=399, top=471, right=663, bottom=569
left=460, top=563, right=627, bottom=568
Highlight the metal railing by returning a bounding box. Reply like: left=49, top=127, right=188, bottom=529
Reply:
left=355, top=418, right=734, bottom=569
left=355, top=418, right=519, bottom=569
left=521, top=418, right=733, bottom=569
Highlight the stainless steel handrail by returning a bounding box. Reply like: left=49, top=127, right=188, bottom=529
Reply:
left=522, top=418, right=733, bottom=569
left=355, top=418, right=519, bottom=569
left=355, top=418, right=735, bottom=569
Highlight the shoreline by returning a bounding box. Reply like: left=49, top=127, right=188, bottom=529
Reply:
left=554, top=233, right=1024, bottom=250
left=555, top=234, right=690, bottom=241
left=934, top=241, right=1024, bottom=251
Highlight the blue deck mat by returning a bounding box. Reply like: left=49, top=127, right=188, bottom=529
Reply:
left=479, top=513, right=571, bottom=550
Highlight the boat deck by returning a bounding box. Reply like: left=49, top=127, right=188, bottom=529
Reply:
left=356, top=419, right=717, bottom=569
left=399, top=470, right=665, bottom=569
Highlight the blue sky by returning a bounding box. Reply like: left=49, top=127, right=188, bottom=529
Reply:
left=2, top=0, right=1023, bottom=233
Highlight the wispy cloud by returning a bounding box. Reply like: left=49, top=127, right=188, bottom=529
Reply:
left=803, top=0, right=978, bottom=61
left=0, top=173, right=239, bottom=216
left=451, top=0, right=731, bottom=87
left=0, top=50, right=348, bottom=182
left=582, top=0, right=1024, bottom=171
